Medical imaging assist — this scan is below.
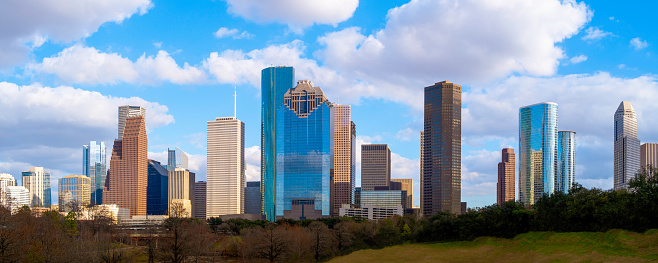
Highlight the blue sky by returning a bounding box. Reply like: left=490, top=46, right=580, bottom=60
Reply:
left=1, top=0, right=658, bottom=208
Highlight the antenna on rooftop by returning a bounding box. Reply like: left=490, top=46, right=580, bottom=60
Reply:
left=234, top=74, right=237, bottom=118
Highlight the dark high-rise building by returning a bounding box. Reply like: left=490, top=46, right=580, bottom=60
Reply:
left=361, top=144, right=391, bottom=191
left=497, top=148, right=515, bottom=205
left=423, top=81, right=461, bottom=214
left=245, top=181, right=261, bottom=215
left=194, top=182, right=206, bottom=219
left=147, top=159, right=168, bottom=215
left=354, top=187, right=361, bottom=207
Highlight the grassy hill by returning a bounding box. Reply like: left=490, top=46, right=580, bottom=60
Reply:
left=329, top=229, right=658, bottom=263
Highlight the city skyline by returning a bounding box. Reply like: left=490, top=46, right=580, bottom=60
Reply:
left=2, top=0, right=658, bottom=208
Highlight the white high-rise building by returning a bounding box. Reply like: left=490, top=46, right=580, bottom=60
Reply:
left=5, top=186, right=30, bottom=213
left=168, top=168, right=195, bottom=216
left=614, top=101, right=640, bottom=190
left=0, top=173, right=17, bottom=207
left=118, top=105, right=145, bottom=140
left=22, top=167, right=51, bottom=207
left=207, top=117, right=245, bottom=217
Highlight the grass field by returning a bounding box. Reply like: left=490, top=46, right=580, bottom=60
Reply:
left=329, top=229, right=658, bottom=263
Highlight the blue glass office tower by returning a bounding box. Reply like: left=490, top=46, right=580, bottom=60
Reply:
left=557, top=131, right=576, bottom=193
left=83, top=141, right=106, bottom=204
left=519, top=102, right=558, bottom=205
left=167, top=147, right=189, bottom=172
left=262, top=66, right=295, bottom=221
left=147, top=159, right=168, bottom=215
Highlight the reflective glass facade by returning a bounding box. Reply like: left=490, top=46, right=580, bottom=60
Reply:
left=83, top=141, right=106, bottom=205
left=519, top=102, right=558, bottom=205
left=261, top=66, right=295, bottom=221
left=147, top=159, right=168, bottom=215
left=58, top=175, right=91, bottom=212
left=245, top=181, right=261, bottom=215
left=22, top=167, right=51, bottom=207
left=167, top=147, right=189, bottom=172
left=557, top=131, right=576, bottom=193
left=361, top=190, right=405, bottom=209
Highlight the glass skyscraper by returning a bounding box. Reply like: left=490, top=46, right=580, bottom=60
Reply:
left=167, top=147, right=189, bottom=172
left=557, top=131, right=576, bottom=193
left=261, top=66, right=295, bottom=221
left=519, top=102, right=558, bottom=205
left=614, top=101, right=640, bottom=190
left=22, top=167, right=51, bottom=207
left=147, top=159, right=168, bottom=215
left=83, top=141, right=106, bottom=204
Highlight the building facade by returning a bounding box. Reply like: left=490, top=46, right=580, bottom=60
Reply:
left=614, top=101, right=640, bottom=190
left=168, top=168, right=195, bottom=216
left=640, top=143, right=658, bottom=170
left=244, top=181, right=261, bottom=215
left=519, top=102, right=558, bottom=205
left=5, top=186, right=30, bottom=213
left=207, top=117, right=245, bottom=217
left=420, top=131, right=424, bottom=214
left=391, top=178, right=413, bottom=209
left=361, top=144, right=391, bottom=191
left=194, top=181, right=206, bottom=219
left=83, top=141, right=106, bottom=205
left=104, top=114, right=148, bottom=217
left=147, top=159, right=168, bottom=215
left=22, top=167, right=51, bottom=208
left=58, top=175, right=91, bottom=212
left=167, top=147, right=189, bottom=172
left=331, top=104, right=356, bottom=216
left=423, top=81, right=462, bottom=214
left=497, top=148, right=515, bottom=205
left=557, top=131, right=576, bottom=193
left=118, top=105, right=145, bottom=140
left=339, top=204, right=403, bottom=220
left=0, top=173, right=16, bottom=207
left=361, top=190, right=405, bottom=209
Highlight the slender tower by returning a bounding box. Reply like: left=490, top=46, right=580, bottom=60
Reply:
left=614, top=101, right=640, bottom=190
left=557, top=131, right=576, bottom=193
left=497, top=148, right=515, bottom=205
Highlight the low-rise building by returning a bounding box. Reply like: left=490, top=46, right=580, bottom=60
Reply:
left=339, top=204, right=403, bottom=220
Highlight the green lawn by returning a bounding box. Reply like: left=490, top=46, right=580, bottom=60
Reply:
left=330, top=229, right=658, bottom=263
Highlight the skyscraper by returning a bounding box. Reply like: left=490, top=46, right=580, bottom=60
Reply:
left=244, top=181, right=261, bottom=215
left=614, top=101, right=640, bottom=190
left=0, top=173, right=16, bottom=207
left=118, top=105, right=145, bottom=140
left=83, top=141, right=106, bottom=205
left=194, top=182, right=206, bottom=219
left=104, top=113, right=148, bottom=217
left=641, top=143, right=658, bottom=169
left=361, top=144, right=391, bottom=191
left=147, top=159, right=168, bottom=215
left=58, top=175, right=91, bottom=212
left=331, top=105, right=356, bottom=215
left=22, top=167, right=51, bottom=208
left=391, top=178, right=413, bottom=209
left=420, top=131, right=424, bottom=214
left=5, top=186, right=30, bottom=213
left=423, top=81, right=461, bottom=214
left=497, top=148, right=515, bottom=205
left=207, top=117, right=245, bottom=217
left=519, top=102, right=558, bottom=205
left=261, top=66, right=295, bottom=221
left=167, top=147, right=189, bottom=172
left=168, top=168, right=195, bottom=217
left=557, top=131, right=576, bottom=193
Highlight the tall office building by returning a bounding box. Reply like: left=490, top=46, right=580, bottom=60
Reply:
left=519, top=102, right=558, bottom=205
left=194, top=182, right=206, bottom=219
left=423, top=81, right=461, bottom=214
left=58, top=175, right=91, bottom=212
left=420, top=131, right=424, bottom=214
left=261, top=66, right=295, bottom=221
left=22, top=167, right=51, bottom=208
left=557, top=131, right=576, bottom=193
left=0, top=173, right=16, bottom=207
left=167, top=147, right=189, bottom=172
left=614, top=101, right=640, bottom=190
left=83, top=141, right=106, bottom=205
left=147, top=159, right=168, bottom=215
left=207, top=117, right=245, bottom=217
left=497, top=148, right=515, bottom=205
left=361, top=144, right=391, bottom=191
left=118, top=105, right=145, bottom=140
left=331, top=105, right=356, bottom=215
left=392, top=178, right=413, bottom=209
left=168, top=168, right=195, bottom=216
left=641, top=143, right=658, bottom=169
left=5, top=186, right=30, bottom=213
left=104, top=114, right=148, bottom=217
left=244, top=181, right=261, bottom=215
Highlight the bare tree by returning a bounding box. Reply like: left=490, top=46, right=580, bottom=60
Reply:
left=243, top=224, right=293, bottom=263
left=169, top=201, right=188, bottom=218
left=0, top=205, right=21, bottom=262
left=308, top=222, right=337, bottom=262
left=333, top=221, right=354, bottom=253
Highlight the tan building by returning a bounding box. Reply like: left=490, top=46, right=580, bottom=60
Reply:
left=497, top=148, right=515, bottom=205
left=168, top=168, right=195, bottom=216
left=206, top=117, right=245, bottom=217
left=392, top=178, right=413, bottom=209
left=423, top=81, right=461, bottom=214
left=641, top=143, right=658, bottom=170
left=331, top=105, right=356, bottom=216
left=361, top=144, right=391, bottom=191
left=104, top=115, right=148, bottom=218
left=58, top=175, right=91, bottom=212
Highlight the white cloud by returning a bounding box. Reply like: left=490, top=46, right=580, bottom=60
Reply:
left=245, top=146, right=261, bottom=182
left=30, top=45, right=206, bottom=85
left=214, top=27, right=254, bottom=39
left=581, top=26, right=613, bottom=41
left=630, top=37, right=648, bottom=50
left=0, top=0, right=152, bottom=68
left=223, top=0, right=358, bottom=32
left=569, top=54, right=588, bottom=64
left=153, top=42, right=162, bottom=49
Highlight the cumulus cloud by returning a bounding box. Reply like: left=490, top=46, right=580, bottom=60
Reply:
left=569, top=54, right=588, bottom=64
left=30, top=45, right=206, bottom=85
left=223, top=0, right=358, bottom=32
left=245, top=146, right=261, bottom=182
left=581, top=26, right=613, bottom=41
left=0, top=0, right=152, bottom=68
left=630, top=37, right=648, bottom=50
left=214, top=27, right=254, bottom=39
